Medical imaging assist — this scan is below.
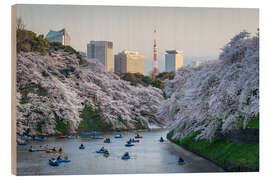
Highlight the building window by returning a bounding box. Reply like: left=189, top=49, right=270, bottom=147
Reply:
left=91, top=44, right=95, bottom=58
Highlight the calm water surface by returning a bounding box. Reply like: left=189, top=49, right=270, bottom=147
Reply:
left=17, top=129, right=224, bottom=175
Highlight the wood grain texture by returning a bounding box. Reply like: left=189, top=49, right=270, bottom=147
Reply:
left=11, top=4, right=17, bottom=176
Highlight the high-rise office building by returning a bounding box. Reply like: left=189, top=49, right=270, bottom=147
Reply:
left=45, top=28, right=71, bottom=46
left=165, top=50, right=184, bottom=72
left=87, top=41, right=114, bottom=72
left=114, top=51, right=145, bottom=75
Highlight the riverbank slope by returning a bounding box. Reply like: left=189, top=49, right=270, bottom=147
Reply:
left=159, top=31, right=259, bottom=172
left=167, top=116, right=259, bottom=172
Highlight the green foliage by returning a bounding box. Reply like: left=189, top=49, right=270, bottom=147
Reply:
left=236, top=115, right=259, bottom=129
left=133, top=120, right=143, bottom=129
left=120, top=73, right=145, bottom=86
left=17, top=29, right=50, bottom=55
left=247, top=115, right=259, bottom=129
left=150, top=78, right=164, bottom=89
left=30, top=34, right=50, bottom=55
left=54, top=111, right=69, bottom=134
left=78, top=105, right=112, bottom=130
left=118, top=71, right=175, bottom=89
left=156, top=72, right=175, bottom=80
left=117, top=116, right=127, bottom=126
left=167, top=130, right=174, bottom=139
left=171, top=130, right=259, bottom=169
left=19, top=98, right=30, bottom=104
left=36, top=120, right=45, bottom=133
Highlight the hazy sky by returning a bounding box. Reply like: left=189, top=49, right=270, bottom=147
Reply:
left=16, top=5, right=259, bottom=73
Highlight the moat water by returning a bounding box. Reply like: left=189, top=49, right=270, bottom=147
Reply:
left=17, top=129, right=223, bottom=175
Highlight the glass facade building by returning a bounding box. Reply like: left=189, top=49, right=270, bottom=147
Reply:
left=165, top=50, right=184, bottom=72
left=87, top=41, right=114, bottom=72
left=45, top=28, right=71, bottom=46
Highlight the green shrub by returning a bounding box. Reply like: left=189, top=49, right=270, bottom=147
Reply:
left=118, top=72, right=174, bottom=89
left=167, top=130, right=174, bottom=139
left=78, top=104, right=112, bottom=130
left=235, top=115, right=259, bottom=129
left=117, top=116, right=127, bottom=126
left=54, top=111, right=69, bottom=134
left=133, top=120, right=143, bottom=129
left=36, top=120, right=45, bottom=133
left=19, top=98, right=30, bottom=104
left=247, top=115, right=259, bottom=128
left=17, top=29, right=50, bottom=55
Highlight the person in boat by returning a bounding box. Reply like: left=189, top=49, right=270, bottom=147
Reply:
left=104, top=149, right=109, bottom=154
left=119, top=134, right=122, bottom=137
left=51, top=157, right=57, bottom=163
left=100, top=147, right=105, bottom=152
left=58, top=147, right=63, bottom=152
left=57, top=155, right=62, bottom=160
left=80, top=144, right=84, bottom=147
left=178, top=157, right=184, bottom=162
left=29, top=146, right=33, bottom=151
left=124, top=152, right=129, bottom=157
left=127, top=141, right=131, bottom=145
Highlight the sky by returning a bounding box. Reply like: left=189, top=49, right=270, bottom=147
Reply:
left=16, top=5, right=259, bottom=74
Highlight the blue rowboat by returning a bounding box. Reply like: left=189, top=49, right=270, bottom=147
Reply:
left=126, top=140, right=139, bottom=143
left=96, top=150, right=105, bottom=154
left=33, top=137, right=48, bottom=141
left=121, top=155, right=130, bottom=160
left=20, top=136, right=33, bottom=141
left=81, top=131, right=101, bottom=135
left=48, top=160, right=59, bottom=166
left=114, top=135, right=122, bottom=138
left=29, top=149, right=38, bottom=152
left=56, top=159, right=71, bottom=163
left=125, top=144, right=134, bottom=147
left=79, top=146, right=85, bottom=149
left=68, top=136, right=80, bottom=139
left=17, top=142, right=27, bottom=146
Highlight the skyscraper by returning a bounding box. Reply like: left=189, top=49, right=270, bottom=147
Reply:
left=114, top=51, right=145, bottom=75
left=165, top=50, right=184, bottom=72
left=87, top=41, right=114, bottom=72
left=45, top=28, right=71, bottom=46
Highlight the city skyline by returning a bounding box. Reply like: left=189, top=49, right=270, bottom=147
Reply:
left=16, top=5, right=259, bottom=74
